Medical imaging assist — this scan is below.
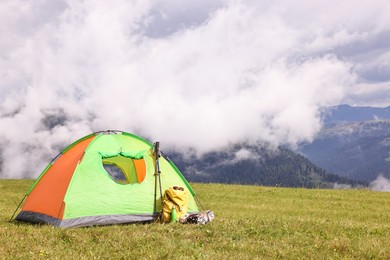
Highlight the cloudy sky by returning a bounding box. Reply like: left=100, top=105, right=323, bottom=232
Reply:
left=1, top=0, right=390, bottom=178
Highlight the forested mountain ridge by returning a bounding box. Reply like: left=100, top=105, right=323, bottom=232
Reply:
left=167, top=145, right=365, bottom=188
left=299, top=105, right=390, bottom=182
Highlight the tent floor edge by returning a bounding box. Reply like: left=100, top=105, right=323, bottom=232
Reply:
left=59, top=213, right=158, bottom=228
left=15, top=211, right=61, bottom=226
left=15, top=211, right=159, bottom=228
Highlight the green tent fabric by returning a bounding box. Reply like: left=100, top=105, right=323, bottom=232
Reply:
left=15, top=130, right=199, bottom=228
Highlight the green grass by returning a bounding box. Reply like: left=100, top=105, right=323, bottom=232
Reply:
left=1, top=180, right=390, bottom=259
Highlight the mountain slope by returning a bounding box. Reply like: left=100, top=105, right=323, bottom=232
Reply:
left=167, top=145, right=364, bottom=188
left=323, top=104, right=390, bottom=124
left=299, top=105, right=390, bottom=182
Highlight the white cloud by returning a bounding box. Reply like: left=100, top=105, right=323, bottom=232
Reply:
left=333, top=183, right=352, bottom=190
left=370, top=175, right=390, bottom=192
left=1, top=0, right=390, bottom=177
left=342, top=81, right=390, bottom=107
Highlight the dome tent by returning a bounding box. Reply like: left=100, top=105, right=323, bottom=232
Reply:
left=13, top=130, right=200, bottom=228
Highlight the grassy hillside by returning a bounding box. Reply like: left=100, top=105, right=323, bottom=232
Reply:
left=1, top=180, right=390, bottom=259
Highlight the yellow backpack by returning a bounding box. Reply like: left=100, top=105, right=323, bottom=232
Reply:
left=162, top=186, right=189, bottom=222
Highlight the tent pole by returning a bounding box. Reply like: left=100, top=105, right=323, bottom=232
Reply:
left=9, top=195, right=27, bottom=221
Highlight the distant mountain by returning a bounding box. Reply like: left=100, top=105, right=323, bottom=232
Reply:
left=323, top=104, right=390, bottom=124
left=299, top=105, right=390, bottom=182
left=167, top=145, right=365, bottom=188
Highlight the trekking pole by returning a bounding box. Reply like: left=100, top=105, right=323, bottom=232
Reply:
left=153, top=146, right=158, bottom=216
left=153, top=142, right=164, bottom=219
